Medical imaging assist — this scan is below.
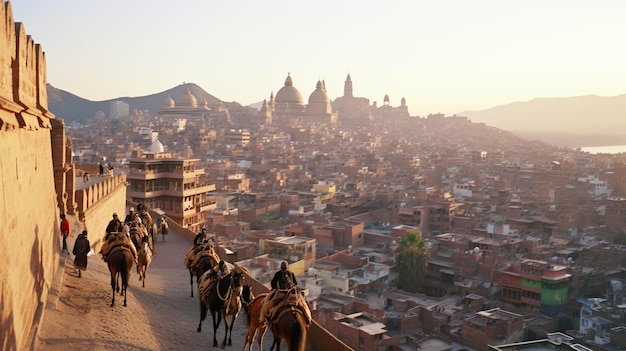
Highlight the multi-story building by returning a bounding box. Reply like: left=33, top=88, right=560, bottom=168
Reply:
left=462, top=308, right=524, bottom=351
left=499, top=259, right=571, bottom=316
left=126, top=149, right=216, bottom=233
left=223, top=129, right=250, bottom=147
left=109, top=100, right=129, bottom=118
left=578, top=297, right=613, bottom=343
left=576, top=278, right=626, bottom=346
left=260, top=235, right=317, bottom=270
left=398, top=201, right=465, bottom=236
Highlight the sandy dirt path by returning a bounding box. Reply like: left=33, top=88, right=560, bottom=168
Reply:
left=33, top=228, right=275, bottom=351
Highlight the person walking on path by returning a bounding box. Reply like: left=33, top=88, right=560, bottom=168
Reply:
left=72, top=230, right=90, bottom=278
left=60, top=214, right=70, bottom=253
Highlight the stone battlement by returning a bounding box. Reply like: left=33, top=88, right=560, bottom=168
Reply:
left=75, top=174, right=127, bottom=221
left=0, top=1, right=53, bottom=131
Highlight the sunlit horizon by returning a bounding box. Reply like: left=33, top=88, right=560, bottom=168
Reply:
left=10, top=1, right=626, bottom=117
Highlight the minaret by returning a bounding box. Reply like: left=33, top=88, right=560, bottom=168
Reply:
left=259, top=99, right=272, bottom=125
left=269, top=92, right=275, bottom=112
left=343, top=74, right=353, bottom=98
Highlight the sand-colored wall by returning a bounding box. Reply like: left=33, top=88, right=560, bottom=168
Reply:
left=0, top=128, right=59, bottom=350
left=0, top=2, right=69, bottom=349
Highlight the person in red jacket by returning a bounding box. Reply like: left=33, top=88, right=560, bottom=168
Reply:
left=60, top=213, right=70, bottom=253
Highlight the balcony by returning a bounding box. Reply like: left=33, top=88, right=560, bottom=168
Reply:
left=127, top=168, right=206, bottom=181
left=127, top=184, right=216, bottom=199
left=197, top=201, right=217, bottom=213
left=520, top=296, right=541, bottom=307
left=182, top=201, right=217, bottom=217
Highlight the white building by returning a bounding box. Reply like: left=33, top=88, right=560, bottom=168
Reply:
left=110, top=100, right=129, bottom=118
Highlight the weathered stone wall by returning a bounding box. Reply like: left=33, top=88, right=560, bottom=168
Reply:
left=0, top=127, right=58, bottom=350
left=0, top=2, right=58, bottom=349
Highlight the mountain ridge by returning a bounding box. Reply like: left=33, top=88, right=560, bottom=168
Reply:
left=47, top=82, right=222, bottom=123
left=459, top=94, right=626, bottom=146
left=47, top=84, right=626, bottom=147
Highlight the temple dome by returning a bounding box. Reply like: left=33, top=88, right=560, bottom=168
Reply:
left=177, top=88, right=198, bottom=108
left=162, top=95, right=175, bottom=108
left=275, top=74, right=304, bottom=107
left=150, top=139, right=164, bottom=153
left=307, top=80, right=331, bottom=114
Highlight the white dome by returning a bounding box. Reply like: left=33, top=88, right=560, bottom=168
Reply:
left=150, top=140, right=164, bottom=153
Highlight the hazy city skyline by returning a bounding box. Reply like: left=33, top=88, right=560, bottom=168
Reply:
left=11, top=1, right=626, bottom=117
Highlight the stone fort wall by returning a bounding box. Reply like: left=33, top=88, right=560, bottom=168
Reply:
left=0, top=2, right=126, bottom=349
left=0, top=2, right=59, bottom=349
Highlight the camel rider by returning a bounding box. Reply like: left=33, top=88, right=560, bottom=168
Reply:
left=188, top=241, right=217, bottom=272
left=194, top=227, right=208, bottom=247
left=100, top=225, right=138, bottom=263
left=130, top=215, right=148, bottom=239
left=105, top=212, right=123, bottom=239
left=209, top=260, right=230, bottom=282
left=137, top=204, right=153, bottom=232
left=185, top=228, right=209, bottom=268
left=124, top=207, right=135, bottom=225
left=259, top=261, right=312, bottom=326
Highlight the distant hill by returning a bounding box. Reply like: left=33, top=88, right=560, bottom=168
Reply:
left=460, top=95, right=626, bottom=147
left=48, top=83, right=626, bottom=147
left=47, top=83, right=222, bottom=124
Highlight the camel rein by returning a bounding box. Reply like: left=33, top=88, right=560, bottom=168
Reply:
left=216, top=275, right=233, bottom=302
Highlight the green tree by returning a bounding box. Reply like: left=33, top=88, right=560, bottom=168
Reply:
left=395, top=230, right=429, bottom=293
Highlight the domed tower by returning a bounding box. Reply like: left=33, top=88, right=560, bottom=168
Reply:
left=150, top=139, right=164, bottom=153
left=275, top=73, right=305, bottom=113
left=177, top=88, right=198, bottom=108
left=306, top=80, right=332, bottom=115
left=162, top=95, right=175, bottom=109
left=383, top=94, right=390, bottom=106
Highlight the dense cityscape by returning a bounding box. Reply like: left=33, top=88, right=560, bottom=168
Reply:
left=62, top=74, right=626, bottom=351
left=4, top=1, right=626, bottom=349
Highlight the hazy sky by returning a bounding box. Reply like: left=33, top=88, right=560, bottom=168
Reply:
left=10, top=1, right=626, bottom=116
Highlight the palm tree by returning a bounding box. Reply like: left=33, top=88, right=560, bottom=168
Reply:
left=395, top=230, right=429, bottom=293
